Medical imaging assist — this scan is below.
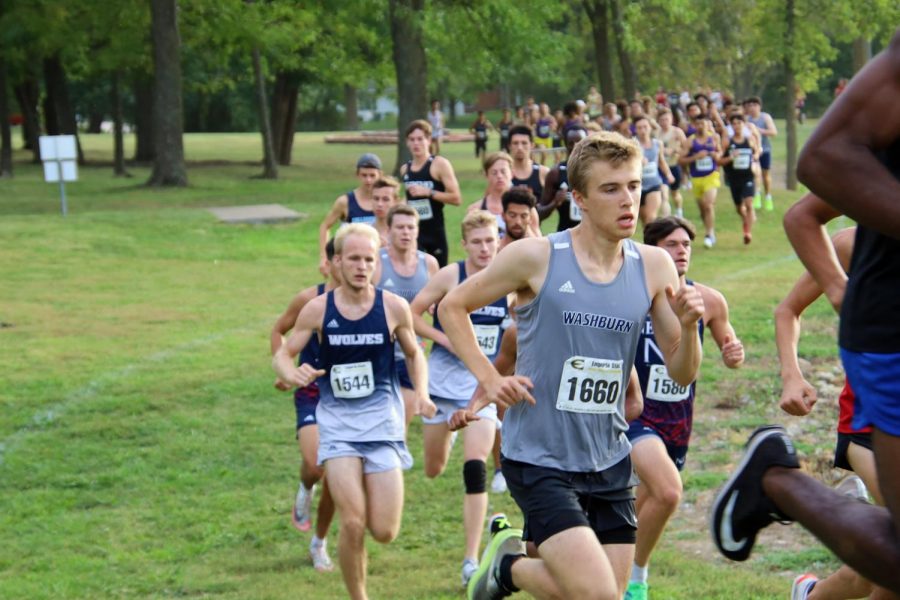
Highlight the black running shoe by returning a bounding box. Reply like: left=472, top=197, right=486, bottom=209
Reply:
left=710, top=425, right=799, bottom=561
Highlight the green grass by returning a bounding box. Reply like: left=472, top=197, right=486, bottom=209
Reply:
left=0, top=123, right=850, bottom=598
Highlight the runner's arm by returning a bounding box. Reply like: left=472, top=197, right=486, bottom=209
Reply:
left=389, top=294, right=435, bottom=418
left=272, top=297, right=326, bottom=388
left=624, top=367, right=643, bottom=422
left=783, top=193, right=846, bottom=311
left=319, top=196, right=348, bottom=275
left=699, top=285, right=743, bottom=369
left=410, top=266, right=455, bottom=351
left=432, top=157, right=462, bottom=206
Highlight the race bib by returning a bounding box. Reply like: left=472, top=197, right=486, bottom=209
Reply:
left=568, top=195, right=582, bottom=221
left=695, top=156, right=714, bottom=171
left=642, top=162, right=659, bottom=180
left=556, top=356, right=623, bottom=414
left=732, top=150, right=751, bottom=170
left=407, top=198, right=434, bottom=220
left=538, top=125, right=550, bottom=137
left=646, top=365, right=690, bottom=402
left=473, top=324, right=500, bottom=356
left=501, top=129, right=510, bottom=139
left=476, top=130, right=486, bottom=140
left=330, top=361, right=375, bottom=399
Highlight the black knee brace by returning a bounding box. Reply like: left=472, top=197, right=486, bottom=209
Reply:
left=463, top=459, right=487, bottom=494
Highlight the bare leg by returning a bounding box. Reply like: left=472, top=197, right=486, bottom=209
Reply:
left=463, top=418, right=496, bottom=560
left=762, top=430, right=900, bottom=593
left=365, top=468, right=404, bottom=544
left=639, top=191, right=661, bottom=226
left=632, top=437, right=682, bottom=568
left=325, top=457, right=370, bottom=600
left=422, top=422, right=453, bottom=478
left=400, top=386, right=416, bottom=431
left=315, top=478, right=335, bottom=539
left=299, top=425, right=324, bottom=489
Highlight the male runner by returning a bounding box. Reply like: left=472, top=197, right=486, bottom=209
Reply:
left=533, top=104, right=556, bottom=165
left=409, top=210, right=511, bottom=587
left=657, top=109, right=686, bottom=218
left=497, top=188, right=540, bottom=250
left=441, top=131, right=704, bottom=600
left=270, top=239, right=340, bottom=572
left=711, top=31, right=900, bottom=594
left=508, top=125, right=549, bottom=200
left=401, top=119, right=462, bottom=267
left=719, top=112, right=760, bottom=244
left=318, top=153, right=383, bottom=276
left=744, top=96, right=777, bottom=211
left=625, top=216, right=744, bottom=600
left=635, top=115, right=674, bottom=225
left=469, top=111, right=494, bottom=161
left=371, top=176, right=400, bottom=246
left=273, top=224, right=435, bottom=600
left=428, top=99, right=445, bottom=156
left=497, top=108, right=513, bottom=152
left=374, top=205, right=440, bottom=427
left=681, top=117, right=722, bottom=248
left=538, top=125, right=588, bottom=231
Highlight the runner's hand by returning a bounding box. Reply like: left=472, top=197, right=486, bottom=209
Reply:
left=417, top=396, right=437, bottom=419
left=274, top=378, right=292, bottom=391
left=284, top=364, right=326, bottom=388
left=721, top=335, right=744, bottom=368
left=780, top=376, right=817, bottom=416
left=666, top=284, right=705, bottom=328
left=318, top=257, right=330, bottom=278
left=484, top=374, right=536, bottom=409
left=448, top=409, right=480, bottom=431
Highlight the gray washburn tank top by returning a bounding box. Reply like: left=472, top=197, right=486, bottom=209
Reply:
left=506, top=230, right=651, bottom=471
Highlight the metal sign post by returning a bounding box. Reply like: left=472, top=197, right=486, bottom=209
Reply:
left=39, top=135, right=78, bottom=217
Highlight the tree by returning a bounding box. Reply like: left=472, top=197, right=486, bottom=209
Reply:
left=610, top=0, right=636, bottom=100
left=148, top=0, right=187, bottom=187
left=584, top=0, right=616, bottom=101
left=251, top=46, right=277, bottom=178
left=389, top=0, right=428, bottom=172
left=0, top=61, right=12, bottom=177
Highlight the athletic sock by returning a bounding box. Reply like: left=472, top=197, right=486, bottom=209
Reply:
left=310, top=535, right=325, bottom=549
left=631, top=562, right=648, bottom=584
left=498, top=553, right=524, bottom=593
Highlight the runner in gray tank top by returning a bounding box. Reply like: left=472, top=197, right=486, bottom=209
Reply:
left=440, top=132, right=704, bottom=600
left=374, top=204, right=439, bottom=429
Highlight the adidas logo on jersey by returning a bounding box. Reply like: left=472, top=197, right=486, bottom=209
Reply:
left=303, top=415, right=315, bottom=423
left=558, top=280, right=575, bottom=294
left=383, top=278, right=395, bottom=287
left=326, top=319, right=340, bottom=328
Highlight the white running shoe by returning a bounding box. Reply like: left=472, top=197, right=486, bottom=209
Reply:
left=703, top=235, right=715, bottom=249
left=461, top=558, right=479, bottom=586
left=791, top=573, right=818, bottom=599
left=834, top=474, right=869, bottom=501
left=490, top=470, right=508, bottom=494
left=292, top=483, right=314, bottom=532
left=310, top=539, right=334, bottom=572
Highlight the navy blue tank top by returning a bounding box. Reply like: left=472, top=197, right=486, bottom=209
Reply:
left=512, top=163, right=543, bottom=199
left=346, top=191, right=375, bottom=224
left=553, top=161, right=581, bottom=231
left=633, top=280, right=705, bottom=447
left=294, top=283, right=326, bottom=402
left=402, top=157, right=446, bottom=245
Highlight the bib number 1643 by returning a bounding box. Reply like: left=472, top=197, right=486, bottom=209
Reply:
left=556, top=356, right=623, bottom=414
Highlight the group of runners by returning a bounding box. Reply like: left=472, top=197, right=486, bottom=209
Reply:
left=270, top=30, right=900, bottom=600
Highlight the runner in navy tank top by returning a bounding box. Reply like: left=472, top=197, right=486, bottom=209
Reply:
left=712, top=37, right=900, bottom=590
left=508, top=124, right=548, bottom=200
left=538, top=125, right=587, bottom=231
left=318, top=153, right=383, bottom=276
left=401, top=119, right=462, bottom=268
left=273, top=224, right=435, bottom=600
left=626, top=216, right=743, bottom=599
left=270, top=241, right=342, bottom=569
left=441, top=132, right=704, bottom=600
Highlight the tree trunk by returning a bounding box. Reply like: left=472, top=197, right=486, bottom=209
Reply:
left=252, top=47, right=278, bottom=179
left=344, top=83, right=359, bottom=131
left=611, top=0, right=637, bottom=101
left=43, top=54, right=85, bottom=164
left=88, top=112, right=104, bottom=134
left=0, top=62, right=12, bottom=177
left=148, top=0, right=187, bottom=187
left=389, top=0, right=428, bottom=174
left=270, top=70, right=300, bottom=166
left=584, top=0, right=615, bottom=102
left=132, top=76, right=155, bottom=162
left=852, top=37, right=871, bottom=73
left=14, top=78, right=41, bottom=161
left=784, top=0, right=798, bottom=191
left=111, top=72, right=129, bottom=177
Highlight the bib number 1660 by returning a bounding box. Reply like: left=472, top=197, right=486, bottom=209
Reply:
left=556, top=356, right=623, bottom=415
left=565, top=376, right=620, bottom=404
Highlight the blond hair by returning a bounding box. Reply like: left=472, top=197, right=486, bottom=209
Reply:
left=461, top=209, right=499, bottom=240
left=334, top=223, right=380, bottom=254
left=567, top=131, right=641, bottom=196
left=482, top=151, right=513, bottom=175
left=373, top=175, right=401, bottom=193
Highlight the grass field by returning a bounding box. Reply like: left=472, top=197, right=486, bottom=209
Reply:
left=0, top=122, right=855, bottom=599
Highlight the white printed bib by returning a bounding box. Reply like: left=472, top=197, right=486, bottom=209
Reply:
left=330, top=361, right=375, bottom=399
left=568, top=195, right=582, bottom=221
left=646, top=364, right=690, bottom=402
left=732, top=150, right=751, bottom=170
left=556, top=356, right=623, bottom=414
left=408, top=198, right=434, bottom=220
left=695, top=156, right=714, bottom=171
left=473, top=324, right=500, bottom=356
left=642, top=162, right=659, bottom=180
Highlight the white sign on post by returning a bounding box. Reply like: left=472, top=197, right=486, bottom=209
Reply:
left=39, top=135, right=78, bottom=216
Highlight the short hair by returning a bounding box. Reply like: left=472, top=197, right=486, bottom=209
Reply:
left=567, top=132, right=641, bottom=196
left=686, top=101, right=700, bottom=112
left=729, top=112, right=745, bottom=123
left=745, top=96, right=761, bottom=105
left=373, top=175, right=400, bottom=194
left=405, top=119, right=432, bottom=138
left=325, top=238, right=336, bottom=261
left=334, top=223, right=380, bottom=254
left=563, top=101, right=579, bottom=118
left=509, top=124, right=533, bottom=142
left=502, top=187, right=537, bottom=212
left=643, top=216, right=696, bottom=246
left=461, top=209, right=499, bottom=240
left=632, top=115, right=650, bottom=127
left=657, top=107, right=672, bottom=118
left=694, top=93, right=710, bottom=102
left=482, top=151, right=513, bottom=174
left=387, top=204, right=419, bottom=227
